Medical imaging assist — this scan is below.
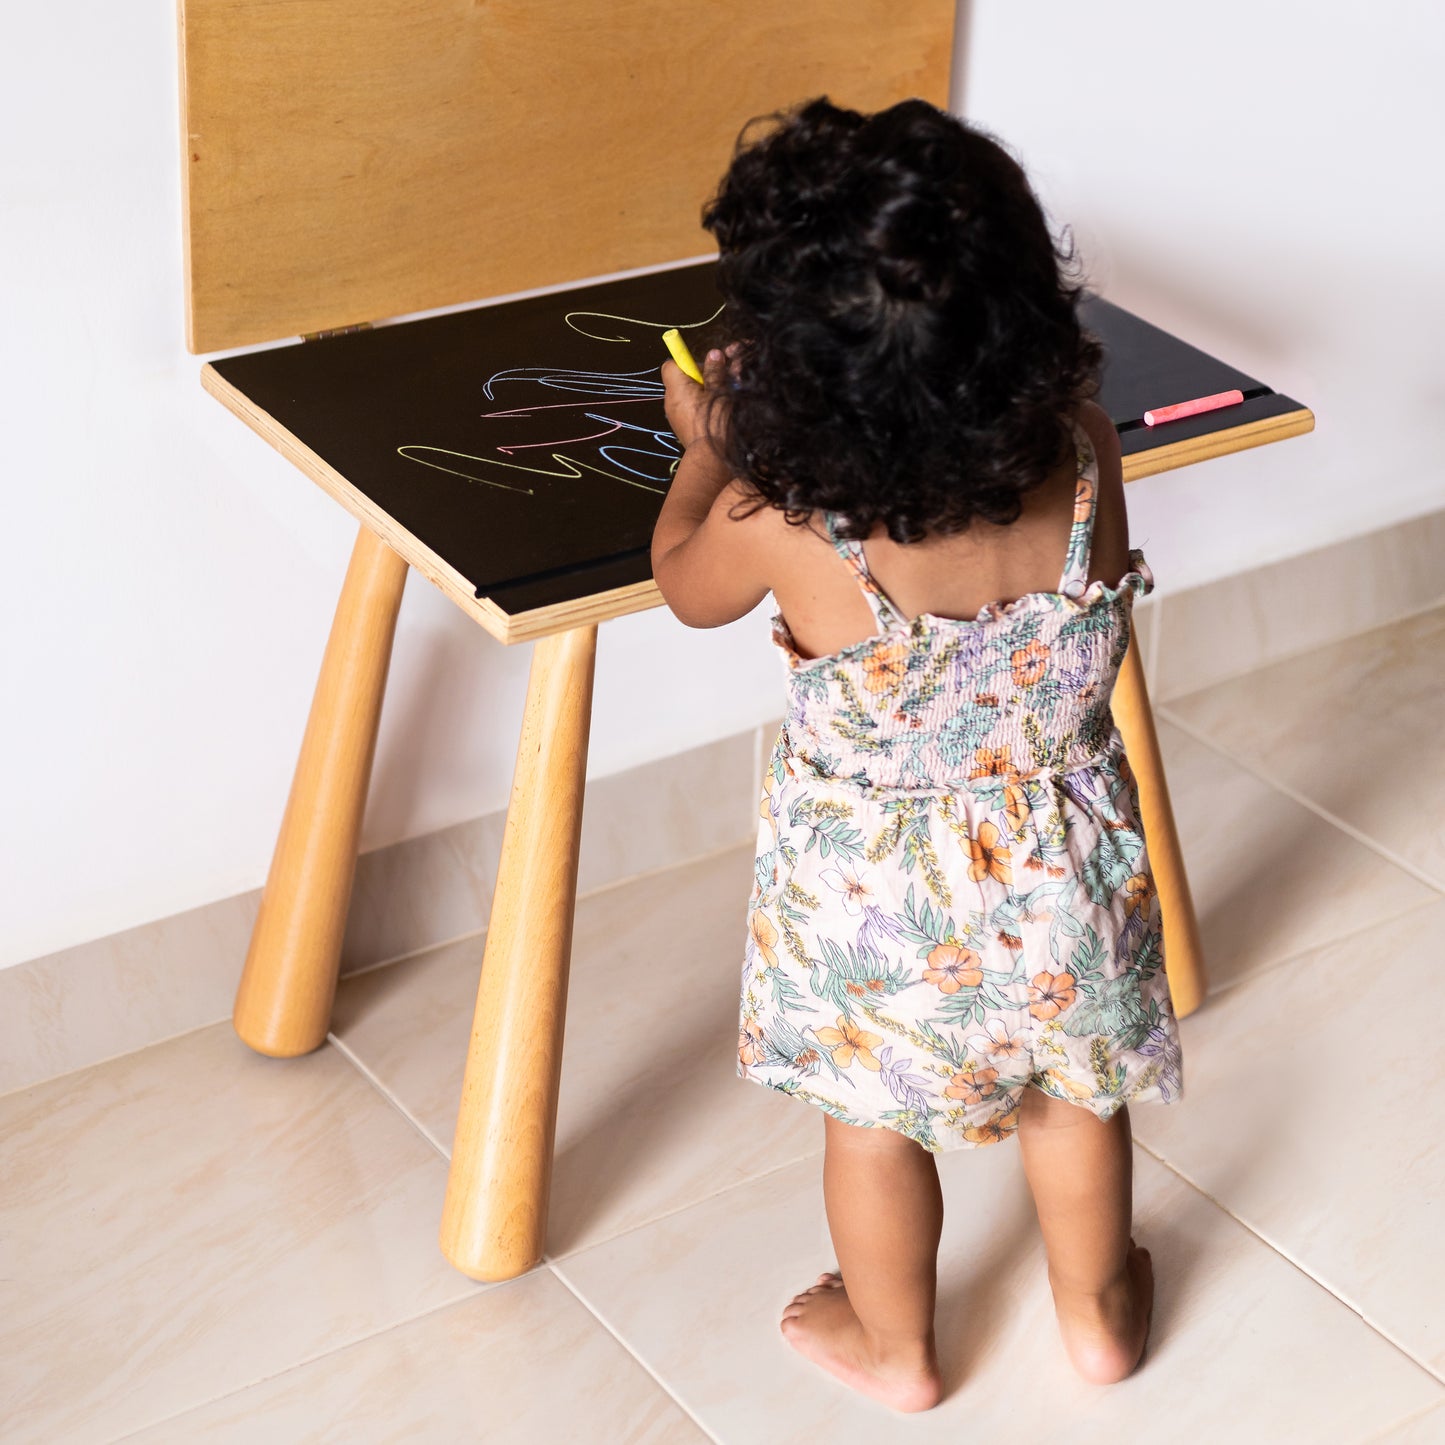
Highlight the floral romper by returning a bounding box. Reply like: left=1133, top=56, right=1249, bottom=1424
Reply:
left=740, top=422, right=1184, bottom=1151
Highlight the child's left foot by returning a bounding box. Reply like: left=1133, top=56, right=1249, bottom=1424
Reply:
left=780, top=1272, right=942, bottom=1412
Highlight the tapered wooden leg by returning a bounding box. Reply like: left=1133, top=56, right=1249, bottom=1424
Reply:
left=1113, top=632, right=1206, bottom=1019
left=233, top=525, right=409, bottom=1056
left=440, top=623, right=597, bottom=1280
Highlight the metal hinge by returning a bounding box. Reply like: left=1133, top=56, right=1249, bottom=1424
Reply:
left=302, top=322, right=373, bottom=342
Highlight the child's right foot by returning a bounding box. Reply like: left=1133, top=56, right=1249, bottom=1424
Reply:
left=780, top=1272, right=943, bottom=1413
left=1048, top=1238, right=1154, bottom=1384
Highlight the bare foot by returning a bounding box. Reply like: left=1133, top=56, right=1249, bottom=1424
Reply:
left=779, top=1272, right=942, bottom=1413
left=1049, top=1239, right=1154, bottom=1384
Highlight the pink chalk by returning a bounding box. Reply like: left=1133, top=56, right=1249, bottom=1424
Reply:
left=1143, top=389, right=1245, bottom=426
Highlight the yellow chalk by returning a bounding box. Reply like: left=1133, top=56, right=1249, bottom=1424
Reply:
left=662, top=328, right=705, bottom=384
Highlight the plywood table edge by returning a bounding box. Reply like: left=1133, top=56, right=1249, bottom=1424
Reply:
left=202, top=362, right=1313, bottom=638
left=201, top=363, right=667, bottom=644
left=1121, top=407, right=1315, bottom=483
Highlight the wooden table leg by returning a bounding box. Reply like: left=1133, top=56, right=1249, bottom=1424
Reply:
left=440, top=623, right=597, bottom=1280
left=233, top=524, right=409, bottom=1056
left=1112, top=632, right=1207, bottom=1019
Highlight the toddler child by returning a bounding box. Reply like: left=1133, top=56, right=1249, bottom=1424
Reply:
left=651, top=97, right=1184, bottom=1413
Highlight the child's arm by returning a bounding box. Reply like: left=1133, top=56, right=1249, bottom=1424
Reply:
left=651, top=355, right=772, bottom=628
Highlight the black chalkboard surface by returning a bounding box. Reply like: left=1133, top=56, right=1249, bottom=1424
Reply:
left=210, top=260, right=1304, bottom=619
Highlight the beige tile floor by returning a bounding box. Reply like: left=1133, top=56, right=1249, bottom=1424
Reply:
left=4, top=605, right=1444, bottom=1444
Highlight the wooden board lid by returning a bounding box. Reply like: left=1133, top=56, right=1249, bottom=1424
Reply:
left=178, top=0, right=955, bottom=353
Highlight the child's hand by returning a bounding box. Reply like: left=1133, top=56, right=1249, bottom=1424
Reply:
left=662, top=347, right=729, bottom=451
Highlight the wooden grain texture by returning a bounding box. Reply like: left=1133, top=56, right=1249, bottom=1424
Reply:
left=178, top=0, right=955, bottom=353
left=1121, top=408, right=1315, bottom=481
left=440, top=624, right=597, bottom=1279
left=233, top=524, right=409, bottom=1055
left=1112, top=634, right=1206, bottom=1019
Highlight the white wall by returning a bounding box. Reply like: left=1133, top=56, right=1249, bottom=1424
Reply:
left=3, top=2, right=1440, bottom=968
left=959, top=0, right=1445, bottom=581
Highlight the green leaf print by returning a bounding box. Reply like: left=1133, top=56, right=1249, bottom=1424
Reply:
left=899, top=635, right=961, bottom=715
left=769, top=969, right=808, bottom=1014
left=1081, top=832, right=1133, bottom=907
left=813, top=938, right=910, bottom=1013
left=1062, top=973, right=1148, bottom=1044
left=912, top=1017, right=971, bottom=1073
left=1132, top=926, right=1163, bottom=978
left=763, top=1015, right=845, bottom=1083
left=1057, top=607, right=1118, bottom=642
left=926, top=962, right=1018, bottom=1029
left=1069, top=925, right=1108, bottom=982
left=898, top=884, right=959, bottom=952
left=788, top=795, right=866, bottom=862
left=830, top=671, right=884, bottom=751
left=792, top=669, right=831, bottom=702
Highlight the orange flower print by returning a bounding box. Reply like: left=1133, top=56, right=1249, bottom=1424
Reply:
left=967, top=1018, right=1027, bottom=1059
left=945, top=1067, right=999, bottom=1104
left=965, top=820, right=1013, bottom=886
left=739, top=1018, right=765, bottom=1067
left=963, top=1106, right=1021, bottom=1144
left=923, top=943, right=984, bottom=994
left=862, top=641, right=909, bottom=694
left=1002, top=783, right=1030, bottom=835
left=1123, top=873, right=1154, bottom=918
left=1028, top=969, right=1078, bottom=1021
left=814, top=1016, right=884, bottom=1071
left=974, top=692, right=999, bottom=708
left=1073, top=475, right=1095, bottom=521
left=1039, top=1068, right=1096, bottom=1102
left=749, top=910, right=779, bottom=969
left=1011, top=639, right=1050, bottom=688
left=970, top=745, right=1018, bottom=779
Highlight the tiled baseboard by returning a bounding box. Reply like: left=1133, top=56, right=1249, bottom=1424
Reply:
left=4, top=505, right=1441, bottom=1097
left=0, top=727, right=765, bottom=1097
left=1153, top=506, right=1445, bottom=703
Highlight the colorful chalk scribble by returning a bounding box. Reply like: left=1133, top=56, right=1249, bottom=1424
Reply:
left=397, top=305, right=722, bottom=496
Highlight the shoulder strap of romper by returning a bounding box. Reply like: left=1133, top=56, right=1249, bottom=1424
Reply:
left=1058, top=420, right=1100, bottom=600
left=822, top=513, right=904, bottom=629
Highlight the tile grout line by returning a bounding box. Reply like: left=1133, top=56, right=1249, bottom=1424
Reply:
left=1157, top=706, right=1445, bottom=897
left=324, top=1031, right=454, bottom=1164
left=543, top=1145, right=827, bottom=1271
left=341, top=834, right=758, bottom=985
left=546, top=1265, right=724, bottom=1445
left=1179, top=892, right=1442, bottom=1014
left=100, top=1285, right=505, bottom=1445
left=1131, top=1136, right=1445, bottom=1389
left=0, top=837, right=759, bottom=1105
left=1149, top=592, right=1445, bottom=710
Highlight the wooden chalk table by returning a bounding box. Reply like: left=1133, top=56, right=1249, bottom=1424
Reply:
left=203, top=259, right=1312, bottom=1279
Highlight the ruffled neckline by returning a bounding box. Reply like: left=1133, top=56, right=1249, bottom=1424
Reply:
left=775, top=548, right=1154, bottom=672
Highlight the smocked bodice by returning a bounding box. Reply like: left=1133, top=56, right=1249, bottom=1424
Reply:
left=771, top=424, right=1152, bottom=792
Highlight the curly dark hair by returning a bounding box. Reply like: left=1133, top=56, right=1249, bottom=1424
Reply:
left=702, top=96, right=1102, bottom=542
